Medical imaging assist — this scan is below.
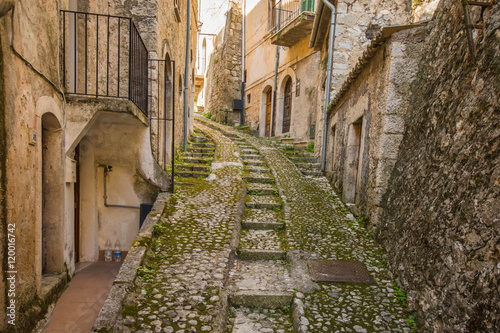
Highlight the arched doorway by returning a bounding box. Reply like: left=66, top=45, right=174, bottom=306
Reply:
left=41, top=113, right=64, bottom=274
left=282, top=77, right=292, bottom=133
left=265, top=88, right=272, bottom=137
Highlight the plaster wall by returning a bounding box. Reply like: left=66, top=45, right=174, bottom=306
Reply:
left=244, top=0, right=319, bottom=140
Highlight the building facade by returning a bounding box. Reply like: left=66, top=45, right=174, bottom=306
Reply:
left=0, top=0, right=197, bottom=331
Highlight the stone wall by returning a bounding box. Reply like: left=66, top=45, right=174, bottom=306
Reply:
left=376, top=1, right=500, bottom=331
left=325, top=28, right=424, bottom=225
left=204, top=0, right=242, bottom=125
left=314, top=0, right=411, bottom=161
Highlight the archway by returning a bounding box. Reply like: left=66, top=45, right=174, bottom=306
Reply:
left=41, top=112, right=64, bottom=274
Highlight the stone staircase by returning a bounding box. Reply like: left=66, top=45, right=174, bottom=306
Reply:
left=226, top=137, right=295, bottom=332
left=272, top=142, right=324, bottom=177
left=172, top=129, right=215, bottom=180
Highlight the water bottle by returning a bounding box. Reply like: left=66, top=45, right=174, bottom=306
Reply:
left=114, top=240, right=121, bottom=262
left=104, top=240, right=112, bottom=262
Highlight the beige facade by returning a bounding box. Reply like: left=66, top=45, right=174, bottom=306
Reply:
left=244, top=0, right=320, bottom=140
left=0, top=0, right=197, bottom=331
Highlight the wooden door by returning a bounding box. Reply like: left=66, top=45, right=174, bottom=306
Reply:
left=283, top=79, right=292, bottom=133
left=265, top=89, right=272, bottom=137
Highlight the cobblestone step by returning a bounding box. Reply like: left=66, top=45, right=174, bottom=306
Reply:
left=241, top=154, right=262, bottom=160
left=300, top=169, right=324, bottom=177
left=241, top=221, right=285, bottom=230
left=178, top=157, right=211, bottom=164
left=188, top=142, right=215, bottom=148
left=242, top=208, right=283, bottom=223
left=246, top=183, right=277, bottom=196
left=174, top=171, right=210, bottom=178
left=227, top=306, right=294, bottom=333
left=244, top=160, right=267, bottom=167
left=186, top=147, right=215, bottom=153
left=243, top=173, right=275, bottom=184
left=295, top=162, right=321, bottom=169
left=241, top=149, right=258, bottom=155
left=175, top=164, right=210, bottom=172
left=288, top=156, right=318, bottom=163
left=190, top=135, right=207, bottom=143
left=183, top=152, right=213, bottom=158
left=236, top=249, right=287, bottom=260
left=244, top=166, right=270, bottom=173
left=228, top=260, right=292, bottom=293
left=229, top=291, right=293, bottom=309
left=237, top=144, right=253, bottom=149
left=281, top=150, right=315, bottom=157
left=239, top=229, right=284, bottom=251
left=245, top=195, right=282, bottom=209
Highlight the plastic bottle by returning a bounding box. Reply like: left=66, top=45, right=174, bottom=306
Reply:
left=114, top=240, right=121, bottom=262
left=104, top=240, right=112, bottom=262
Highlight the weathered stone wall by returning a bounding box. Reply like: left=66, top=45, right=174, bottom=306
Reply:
left=0, top=1, right=68, bottom=331
left=314, top=0, right=411, bottom=161
left=325, top=28, right=424, bottom=224
left=376, top=1, right=500, bottom=331
left=204, top=0, right=242, bottom=124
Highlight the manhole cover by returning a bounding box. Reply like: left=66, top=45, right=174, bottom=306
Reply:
left=308, top=260, right=373, bottom=284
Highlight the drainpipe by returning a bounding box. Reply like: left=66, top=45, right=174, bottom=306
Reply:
left=271, top=1, right=282, bottom=137
left=183, top=0, right=191, bottom=150
left=0, top=0, right=16, bottom=18
left=240, top=0, right=246, bottom=125
left=98, top=165, right=140, bottom=209
left=320, top=0, right=336, bottom=171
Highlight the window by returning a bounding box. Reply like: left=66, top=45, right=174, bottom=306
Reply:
left=247, top=93, right=251, bottom=104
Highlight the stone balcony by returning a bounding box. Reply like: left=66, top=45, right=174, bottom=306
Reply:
left=270, top=11, right=315, bottom=47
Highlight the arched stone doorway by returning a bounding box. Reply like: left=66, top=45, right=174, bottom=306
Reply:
left=41, top=112, right=64, bottom=274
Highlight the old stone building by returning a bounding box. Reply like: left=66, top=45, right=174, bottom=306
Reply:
left=204, top=0, right=243, bottom=125
left=316, top=0, right=499, bottom=331
left=0, top=0, right=197, bottom=331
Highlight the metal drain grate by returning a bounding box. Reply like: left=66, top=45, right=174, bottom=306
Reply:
left=308, top=260, right=373, bottom=284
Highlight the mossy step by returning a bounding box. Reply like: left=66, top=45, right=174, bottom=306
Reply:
left=244, top=167, right=270, bottom=173
left=223, top=133, right=238, bottom=138
left=190, top=136, right=208, bottom=143
left=278, top=144, right=306, bottom=150
left=231, top=137, right=245, bottom=142
left=241, top=221, right=285, bottom=230
left=241, top=149, right=259, bottom=155
left=237, top=144, right=254, bottom=149
left=288, top=156, right=318, bottom=163
left=178, top=157, right=211, bottom=164
left=244, top=175, right=275, bottom=184
left=241, top=154, right=262, bottom=160
left=300, top=169, right=324, bottom=177
left=243, top=208, right=283, bottom=223
left=244, top=160, right=267, bottom=167
left=189, top=142, right=215, bottom=148
left=183, top=152, right=213, bottom=158
left=176, top=165, right=210, bottom=172
left=236, top=249, right=286, bottom=261
left=186, top=147, right=215, bottom=153
left=282, top=150, right=315, bottom=157
left=245, top=196, right=282, bottom=209
left=174, top=171, right=210, bottom=178
left=246, top=183, right=278, bottom=196
left=295, top=162, right=321, bottom=169
left=229, top=291, right=293, bottom=309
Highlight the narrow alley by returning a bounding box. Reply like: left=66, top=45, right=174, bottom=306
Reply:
left=93, top=115, right=411, bottom=332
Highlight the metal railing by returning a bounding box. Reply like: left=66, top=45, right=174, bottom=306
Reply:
left=272, top=0, right=315, bottom=30
left=61, top=10, right=148, bottom=116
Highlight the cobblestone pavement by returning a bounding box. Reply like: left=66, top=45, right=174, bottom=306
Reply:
left=105, top=116, right=413, bottom=333
left=199, top=117, right=412, bottom=333
left=114, top=121, right=245, bottom=332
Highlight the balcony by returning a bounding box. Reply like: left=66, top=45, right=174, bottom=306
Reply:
left=61, top=11, right=148, bottom=116
left=270, top=0, right=316, bottom=47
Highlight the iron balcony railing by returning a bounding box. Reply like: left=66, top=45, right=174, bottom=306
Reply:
left=61, top=10, right=148, bottom=115
left=272, top=0, right=315, bottom=30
